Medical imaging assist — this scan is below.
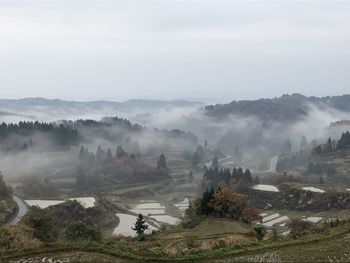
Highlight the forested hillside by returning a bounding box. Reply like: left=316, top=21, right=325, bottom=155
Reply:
left=205, top=94, right=350, bottom=121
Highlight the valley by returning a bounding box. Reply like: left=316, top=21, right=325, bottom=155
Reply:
left=1, top=95, right=350, bottom=262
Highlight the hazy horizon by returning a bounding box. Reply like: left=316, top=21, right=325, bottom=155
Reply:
left=1, top=1, right=350, bottom=101
left=0, top=92, right=349, bottom=105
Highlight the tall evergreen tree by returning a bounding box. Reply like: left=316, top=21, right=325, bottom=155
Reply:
left=196, top=145, right=205, bottom=160
left=132, top=214, right=149, bottom=240
left=188, top=171, right=194, bottom=183
left=236, top=167, right=243, bottom=180
left=254, top=176, right=260, bottom=184
left=157, top=153, right=167, bottom=169
left=116, top=145, right=126, bottom=158
left=200, top=188, right=214, bottom=215
left=212, top=156, right=219, bottom=170
left=243, top=169, right=252, bottom=184
left=96, top=146, right=104, bottom=164
left=326, top=137, right=333, bottom=152
left=79, top=146, right=85, bottom=160
left=337, top=131, right=350, bottom=149
left=104, top=148, right=113, bottom=164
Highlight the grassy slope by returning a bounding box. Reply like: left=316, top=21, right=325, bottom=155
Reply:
left=192, top=218, right=251, bottom=236
left=4, top=220, right=350, bottom=262
left=157, top=218, right=252, bottom=240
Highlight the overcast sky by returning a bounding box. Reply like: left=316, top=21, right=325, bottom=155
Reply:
left=0, top=1, right=349, bottom=102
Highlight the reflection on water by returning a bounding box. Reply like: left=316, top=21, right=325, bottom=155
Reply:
left=113, top=213, right=157, bottom=237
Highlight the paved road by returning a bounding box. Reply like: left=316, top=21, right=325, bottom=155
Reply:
left=8, top=196, right=28, bottom=225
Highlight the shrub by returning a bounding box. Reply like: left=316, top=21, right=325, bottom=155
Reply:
left=241, top=208, right=262, bottom=224
left=21, top=207, right=58, bottom=242
left=2, top=225, right=42, bottom=250
left=65, top=222, right=101, bottom=242
left=254, top=226, right=266, bottom=241
left=288, top=218, right=312, bottom=238
left=272, top=229, right=278, bottom=241
left=0, top=227, right=13, bottom=250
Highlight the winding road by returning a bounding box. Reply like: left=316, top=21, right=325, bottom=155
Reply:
left=8, top=196, right=28, bottom=225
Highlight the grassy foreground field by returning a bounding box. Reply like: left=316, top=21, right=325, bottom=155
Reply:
left=2, top=220, right=350, bottom=263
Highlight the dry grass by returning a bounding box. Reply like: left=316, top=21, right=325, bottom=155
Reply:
left=4, top=225, right=42, bottom=250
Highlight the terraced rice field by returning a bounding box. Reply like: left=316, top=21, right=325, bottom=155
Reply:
left=150, top=215, right=180, bottom=225
left=130, top=202, right=166, bottom=215
left=113, top=213, right=157, bottom=237
left=214, top=233, right=350, bottom=262
left=261, top=212, right=290, bottom=228
left=252, top=184, right=279, bottom=192
left=260, top=211, right=332, bottom=229
left=129, top=199, right=186, bottom=225
left=174, top=198, right=190, bottom=215
left=301, top=186, right=325, bottom=193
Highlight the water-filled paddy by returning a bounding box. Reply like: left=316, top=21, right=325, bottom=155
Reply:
left=302, top=186, right=325, bottom=193
left=252, top=184, right=279, bottom=192
left=113, top=213, right=157, bottom=237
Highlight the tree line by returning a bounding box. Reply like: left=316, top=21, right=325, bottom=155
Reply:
left=312, top=131, right=350, bottom=155
left=0, top=117, right=198, bottom=154
left=0, top=121, right=79, bottom=151
left=202, top=159, right=257, bottom=192
left=76, top=145, right=169, bottom=190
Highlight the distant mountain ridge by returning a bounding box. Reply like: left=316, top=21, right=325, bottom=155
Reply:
left=205, top=94, right=350, bottom=122
left=0, top=111, right=36, bottom=119
left=0, top=97, right=204, bottom=110
left=0, top=98, right=205, bottom=121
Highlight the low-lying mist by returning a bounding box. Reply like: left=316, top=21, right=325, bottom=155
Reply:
left=1, top=99, right=350, bottom=181
left=127, top=102, right=350, bottom=169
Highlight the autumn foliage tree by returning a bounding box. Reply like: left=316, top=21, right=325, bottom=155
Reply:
left=210, top=187, right=245, bottom=219
left=188, top=187, right=261, bottom=225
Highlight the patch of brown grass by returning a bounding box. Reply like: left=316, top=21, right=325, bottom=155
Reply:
left=4, top=225, right=42, bottom=250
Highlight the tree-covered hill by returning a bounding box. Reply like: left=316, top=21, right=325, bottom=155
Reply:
left=205, top=94, right=350, bottom=121
left=0, top=117, right=198, bottom=153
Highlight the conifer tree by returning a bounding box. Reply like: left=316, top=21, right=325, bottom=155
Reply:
left=116, top=145, right=126, bottom=158
left=132, top=214, right=149, bottom=240
left=212, top=156, right=219, bottom=170
left=104, top=148, right=113, bottom=164
left=157, top=153, right=167, bottom=169
left=79, top=145, right=85, bottom=160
